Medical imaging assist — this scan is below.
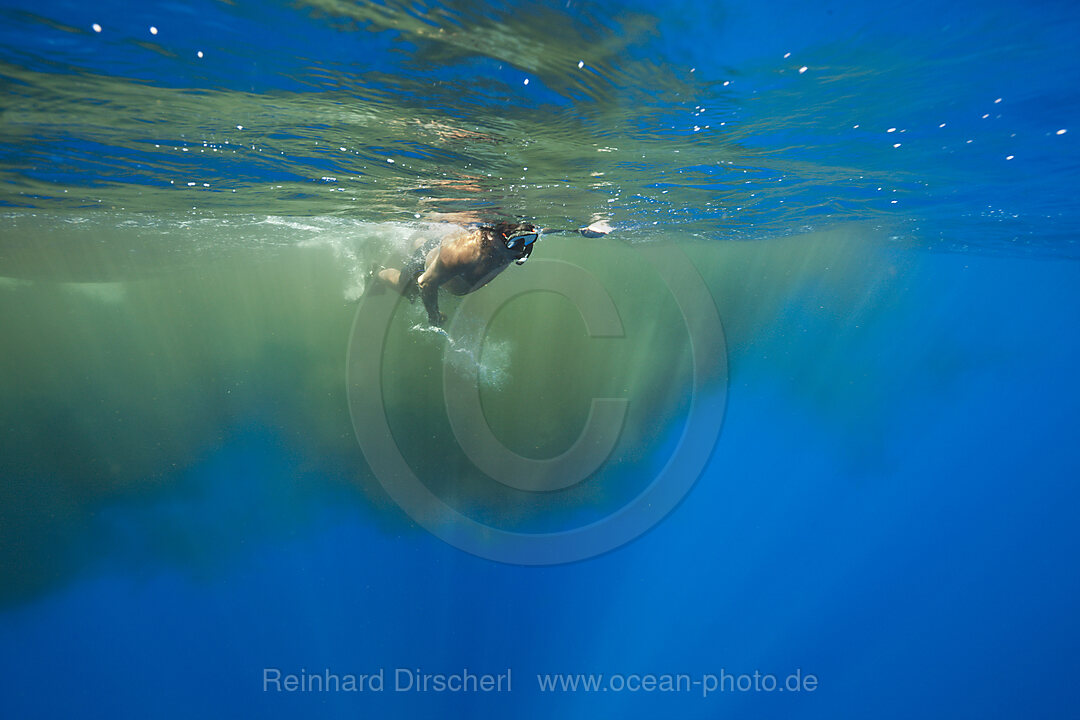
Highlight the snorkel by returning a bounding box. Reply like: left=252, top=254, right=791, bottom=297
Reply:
left=489, top=219, right=613, bottom=265
left=532, top=220, right=613, bottom=238
left=508, top=221, right=612, bottom=264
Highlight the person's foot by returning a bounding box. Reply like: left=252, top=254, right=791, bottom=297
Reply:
left=363, top=264, right=386, bottom=296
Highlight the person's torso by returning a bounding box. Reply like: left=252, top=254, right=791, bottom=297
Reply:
left=440, top=229, right=516, bottom=295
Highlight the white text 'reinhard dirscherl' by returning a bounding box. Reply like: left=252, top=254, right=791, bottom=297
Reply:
left=262, top=667, right=512, bottom=693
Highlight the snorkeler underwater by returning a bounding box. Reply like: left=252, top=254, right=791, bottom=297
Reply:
left=367, top=220, right=607, bottom=326
left=2, top=0, right=1079, bottom=718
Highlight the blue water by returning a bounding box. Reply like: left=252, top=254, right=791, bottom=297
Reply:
left=2, top=0, right=1080, bottom=718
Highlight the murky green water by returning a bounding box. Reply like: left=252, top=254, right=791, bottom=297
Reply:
left=0, top=210, right=911, bottom=601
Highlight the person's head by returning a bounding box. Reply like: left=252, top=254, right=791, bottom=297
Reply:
left=493, top=221, right=539, bottom=247
left=491, top=221, right=540, bottom=263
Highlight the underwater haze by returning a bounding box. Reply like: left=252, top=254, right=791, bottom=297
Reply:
left=2, top=0, right=1079, bottom=717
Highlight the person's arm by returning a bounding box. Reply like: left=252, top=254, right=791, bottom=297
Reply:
left=416, top=255, right=450, bottom=326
